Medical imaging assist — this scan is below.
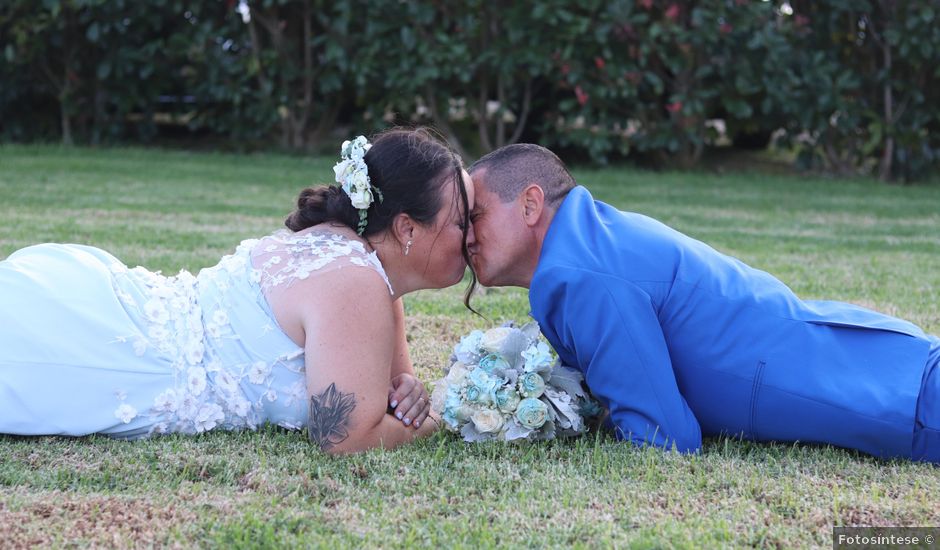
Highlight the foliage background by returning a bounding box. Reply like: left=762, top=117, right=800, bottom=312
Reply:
left=2, top=0, right=939, bottom=181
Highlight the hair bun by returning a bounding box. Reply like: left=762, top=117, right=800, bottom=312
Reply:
left=284, top=186, right=358, bottom=232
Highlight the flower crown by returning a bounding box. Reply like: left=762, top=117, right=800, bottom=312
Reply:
left=333, top=135, right=383, bottom=235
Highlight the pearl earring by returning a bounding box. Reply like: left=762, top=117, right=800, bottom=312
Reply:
left=405, top=240, right=412, bottom=256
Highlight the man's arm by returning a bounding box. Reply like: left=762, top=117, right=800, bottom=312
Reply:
left=534, top=266, right=702, bottom=453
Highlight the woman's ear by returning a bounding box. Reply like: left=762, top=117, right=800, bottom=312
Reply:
left=521, top=184, right=545, bottom=227
left=391, top=213, right=416, bottom=246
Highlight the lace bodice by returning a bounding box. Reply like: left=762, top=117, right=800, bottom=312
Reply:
left=105, top=227, right=392, bottom=437
left=250, top=228, right=393, bottom=295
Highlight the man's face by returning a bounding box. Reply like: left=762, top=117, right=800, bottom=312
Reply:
left=468, top=169, right=528, bottom=287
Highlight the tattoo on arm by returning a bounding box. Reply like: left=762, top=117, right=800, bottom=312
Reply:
left=308, top=383, right=357, bottom=451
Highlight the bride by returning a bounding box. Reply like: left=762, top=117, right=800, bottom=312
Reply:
left=0, top=128, right=476, bottom=454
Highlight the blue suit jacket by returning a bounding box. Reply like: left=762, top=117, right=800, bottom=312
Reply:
left=530, top=186, right=932, bottom=459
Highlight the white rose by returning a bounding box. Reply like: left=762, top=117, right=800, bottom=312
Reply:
left=347, top=186, right=373, bottom=209
left=481, top=327, right=513, bottom=354
left=349, top=165, right=368, bottom=186
left=430, top=383, right=447, bottom=415
left=333, top=159, right=355, bottom=183
left=471, top=408, right=505, bottom=433
left=453, top=330, right=484, bottom=361
left=349, top=136, right=369, bottom=159
left=444, top=362, right=470, bottom=385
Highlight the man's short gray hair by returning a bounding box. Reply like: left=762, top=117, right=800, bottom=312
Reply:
left=468, top=143, right=576, bottom=206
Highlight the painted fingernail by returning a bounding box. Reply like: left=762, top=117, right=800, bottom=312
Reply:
left=390, top=400, right=398, bottom=408
left=404, top=418, right=412, bottom=426
left=396, top=412, right=403, bottom=419
left=414, top=421, right=421, bottom=428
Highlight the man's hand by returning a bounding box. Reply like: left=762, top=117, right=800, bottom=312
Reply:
left=387, top=373, right=431, bottom=429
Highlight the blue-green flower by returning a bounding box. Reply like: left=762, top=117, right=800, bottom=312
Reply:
left=453, top=330, right=484, bottom=362
left=468, top=367, right=500, bottom=395
left=518, top=372, right=546, bottom=398
left=515, top=398, right=549, bottom=429
left=494, top=387, right=521, bottom=413
left=578, top=398, right=603, bottom=418
left=442, top=393, right=465, bottom=429
left=522, top=341, right=554, bottom=372
left=465, top=385, right=482, bottom=403
left=479, top=353, right=510, bottom=373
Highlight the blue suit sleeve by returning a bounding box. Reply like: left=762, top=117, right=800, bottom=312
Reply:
left=536, top=267, right=702, bottom=453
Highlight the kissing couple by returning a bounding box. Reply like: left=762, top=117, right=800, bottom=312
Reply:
left=1, top=128, right=938, bottom=463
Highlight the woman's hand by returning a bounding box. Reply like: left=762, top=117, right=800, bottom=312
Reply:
left=388, top=373, right=431, bottom=429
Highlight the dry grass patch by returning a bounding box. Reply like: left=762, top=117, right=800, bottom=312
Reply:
left=0, top=490, right=235, bottom=549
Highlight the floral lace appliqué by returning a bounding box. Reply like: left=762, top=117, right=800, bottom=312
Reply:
left=250, top=229, right=393, bottom=295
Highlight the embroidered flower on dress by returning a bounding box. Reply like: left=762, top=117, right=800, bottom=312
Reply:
left=215, top=370, right=238, bottom=395
left=187, top=367, right=207, bottom=396
left=109, top=229, right=393, bottom=438
left=248, top=361, right=271, bottom=385
left=185, top=341, right=204, bottom=365
left=143, top=299, right=170, bottom=324
left=115, top=403, right=137, bottom=424
left=154, top=389, right=178, bottom=412
left=230, top=397, right=251, bottom=418
left=194, top=403, right=225, bottom=432
left=212, top=309, right=229, bottom=326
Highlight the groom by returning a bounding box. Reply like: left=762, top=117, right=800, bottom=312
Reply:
left=467, top=143, right=940, bottom=463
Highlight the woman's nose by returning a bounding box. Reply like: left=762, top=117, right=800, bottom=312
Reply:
left=465, top=222, right=477, bottom=249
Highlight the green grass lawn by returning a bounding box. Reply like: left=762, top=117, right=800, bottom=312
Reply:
left=1, top=144, right=938, bottom=548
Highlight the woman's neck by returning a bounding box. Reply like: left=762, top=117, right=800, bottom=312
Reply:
left=368, top=233, right=420, bottom=297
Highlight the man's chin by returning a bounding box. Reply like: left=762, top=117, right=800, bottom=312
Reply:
left=475, top=270, right=496, bottom=287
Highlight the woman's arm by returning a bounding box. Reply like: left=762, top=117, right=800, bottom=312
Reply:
left=389, top=297, right=414, bottom=378
left=385, top=296, right=433, bottom=429
left=298, top=268, right=437, bottom=454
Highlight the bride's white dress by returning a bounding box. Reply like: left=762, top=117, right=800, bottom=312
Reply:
left=0, top=228, right=391, bottom=439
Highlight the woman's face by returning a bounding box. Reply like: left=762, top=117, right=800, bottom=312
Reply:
left=411, top=169, right=476, bottom=289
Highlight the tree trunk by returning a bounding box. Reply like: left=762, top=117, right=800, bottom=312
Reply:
left=477, top=80, right=492, bottom=152
left=425, top=85, right=470, bottom=160
left=295, top=0, right=314, bottom=151
left=507, top=79, right=532, bottom=145
left=878, top=20, right=894, bottom=182
left=61, top=104, right=73, bottom=146
left=495, top=74, right=506, bottom=148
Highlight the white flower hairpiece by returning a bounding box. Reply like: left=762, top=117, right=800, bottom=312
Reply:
left=333, top=135, right=383, bottom=235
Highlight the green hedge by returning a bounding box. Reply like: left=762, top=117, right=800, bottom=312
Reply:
left=2, top=0, right=938, bottom=180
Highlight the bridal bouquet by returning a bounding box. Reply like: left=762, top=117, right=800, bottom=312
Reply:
left=430, top=322, right=601, bottom=442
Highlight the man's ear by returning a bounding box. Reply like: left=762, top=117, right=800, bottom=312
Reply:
left=521, top=184, right=545, bottom=227
left=391, top=213, right=415, bottom=245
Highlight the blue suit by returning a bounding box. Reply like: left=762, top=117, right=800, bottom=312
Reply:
left=530, top=186, right=940, bottom=461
